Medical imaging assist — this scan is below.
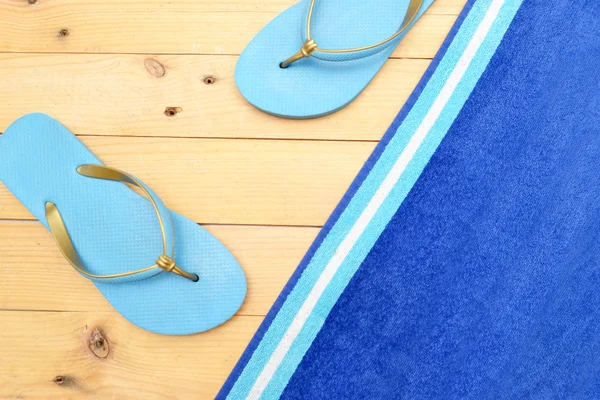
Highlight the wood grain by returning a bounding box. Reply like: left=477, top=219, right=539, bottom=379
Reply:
left=0, top=0, right=462, bottom=57
left=0, top=136, right=376, bottom=226
left=0, top=310, right=261, bottom=399
left=0, top=0, right=467, bottom=397
left=0, top=54, right=430, bottom=141
left=0, top=221, right=318, bottom=316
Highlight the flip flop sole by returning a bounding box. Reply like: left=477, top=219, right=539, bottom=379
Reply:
left=0, top=113, right=247, bottom=335
left=235, top=0, right=435, bottom=119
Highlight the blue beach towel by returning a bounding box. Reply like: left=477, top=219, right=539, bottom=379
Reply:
left=220, top=0, right=600, bottom=398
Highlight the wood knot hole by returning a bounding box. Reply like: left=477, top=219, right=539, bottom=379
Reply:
left=28, top=0, right=38, bottom=5
left=144, top=58, right=166, bottom=78
left=54, top=376, right=66, bottom=385
left=58, top=28, right=70, bottom=37
left=203, top=76, right=216, bottom=85
left=164, top=107, right=182, bottom=117
left=89, top=328, right=109, bottom=358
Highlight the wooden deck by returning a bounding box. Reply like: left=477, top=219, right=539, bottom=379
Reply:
left=0, top=0, right=465, bottom=398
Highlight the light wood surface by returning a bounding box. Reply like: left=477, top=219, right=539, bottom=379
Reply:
left=0, top=0, right=465, bottom=398
left=0, top=136, right=376, bottom=226
left=0, top=54, right=431, bottom=141
left=0, top=310, right=262, bottom=399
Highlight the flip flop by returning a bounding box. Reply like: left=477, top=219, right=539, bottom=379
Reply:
left=235, top=0, right=434, bottom=119
left=0, top=113, right=247, bottom=335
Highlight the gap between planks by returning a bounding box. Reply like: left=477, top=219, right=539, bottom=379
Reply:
left=0, top=51, right=436, bottom=60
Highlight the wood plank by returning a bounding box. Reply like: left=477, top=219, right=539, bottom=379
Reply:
left=0, top=54, right=430, bottom=141
left=0, top=221, right=318, bottom=316
left=0, top=310, right=260, bottom=399
left=0, top=0, right=464, bottom=57
left=0, top=136, right=376, bottom=226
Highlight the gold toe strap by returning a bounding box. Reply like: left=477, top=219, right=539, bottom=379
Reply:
left=155, top=254, right=198, bottom=281
left=46, top=164, right=198, bottom=283
left=280, top=39, right=318, bottom=68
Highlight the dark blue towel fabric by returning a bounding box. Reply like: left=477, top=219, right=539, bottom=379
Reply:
left=280, top=0, right=600, bottom=399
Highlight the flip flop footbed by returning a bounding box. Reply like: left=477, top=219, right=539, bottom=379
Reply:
left=0, top=113, right=247, bottom=335
left=235, top=0, right=435, bottom=118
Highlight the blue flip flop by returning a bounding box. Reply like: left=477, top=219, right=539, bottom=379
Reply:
left=235, top=0, right=434, bottom=119
left=0, top=113, right=247, bottom=335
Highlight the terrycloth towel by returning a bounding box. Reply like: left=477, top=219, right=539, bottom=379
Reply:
left=220, top=0, right=600, bottom=398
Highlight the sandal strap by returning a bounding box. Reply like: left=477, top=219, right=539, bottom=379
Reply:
left=281, top=0, right=423, bottom=68
left=45, top=164, right=198, bottom=283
